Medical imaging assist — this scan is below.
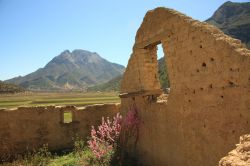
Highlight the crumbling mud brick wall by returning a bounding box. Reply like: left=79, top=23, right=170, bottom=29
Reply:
left=0, top=104, right=119, bottom=161
left=219, top=134, right=250, bottom=166
left=120, top=7, right=250, bottom=166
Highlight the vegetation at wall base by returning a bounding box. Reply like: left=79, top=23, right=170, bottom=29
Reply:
left=1, top=109, right=140, bottom=166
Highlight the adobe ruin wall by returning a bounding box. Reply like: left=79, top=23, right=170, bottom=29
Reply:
left=219, top=134, right=250, bottom=166
left=120, top=7, right=250, bottom=166
left=0, top=104, right=119, bottom=161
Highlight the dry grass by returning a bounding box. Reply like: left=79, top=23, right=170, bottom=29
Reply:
left=0, top=92, right=120, bottom=109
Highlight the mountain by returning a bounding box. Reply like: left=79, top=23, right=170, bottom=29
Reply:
left=206, top=1, right=250, bottom=49
left=6, top=49, right=125, bottom=91
left=0, top=81, right=25, bottom=94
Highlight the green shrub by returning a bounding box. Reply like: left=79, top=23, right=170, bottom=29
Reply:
left=1, top=144, right=52, bottom=166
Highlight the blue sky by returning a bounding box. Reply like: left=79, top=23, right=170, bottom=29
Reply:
left=0, top=0, right=248, bottom=80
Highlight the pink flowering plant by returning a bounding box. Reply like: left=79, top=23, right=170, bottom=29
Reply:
left=116, top=105, right=141, bottom=165
left=86, top=105, right=140, bottom=165
left=87, top=113, right=122, bottom=165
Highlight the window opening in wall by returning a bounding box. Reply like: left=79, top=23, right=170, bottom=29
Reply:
left=63, top=111, right=72, bottom=123
left=153, top=43, right=170, bottom=104
left=157, top=43, right=170, bottom=93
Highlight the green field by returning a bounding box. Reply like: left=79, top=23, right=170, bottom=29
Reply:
left=0, top=92, right=120, bottom=109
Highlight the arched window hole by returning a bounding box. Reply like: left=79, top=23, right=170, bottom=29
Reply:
left=152, top=43, right=170, bottom=103
left=157, top=43, right=170, bottom=93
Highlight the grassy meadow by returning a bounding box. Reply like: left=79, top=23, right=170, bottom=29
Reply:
left=0, top=92, right=120, bottom=109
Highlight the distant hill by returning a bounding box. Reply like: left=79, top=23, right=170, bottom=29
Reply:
left=206, top=1, right=250, bottom=49
left=158, top=57, right=170, bottom=89
left=0, top=81, right=25, bottom=94
left=6, top=49, right=125, bottom=91
left=88, top=75, right=123, bottom=92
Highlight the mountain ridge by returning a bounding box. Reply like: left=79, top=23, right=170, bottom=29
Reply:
left=6, top=49, right=125, bottom=91
left=206, top=1, right=250, bottom=49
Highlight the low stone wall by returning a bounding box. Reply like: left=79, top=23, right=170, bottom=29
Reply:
left=0, top=104, right=119, bottom=161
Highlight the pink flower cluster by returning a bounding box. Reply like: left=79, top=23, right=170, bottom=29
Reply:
left=88, top=113, right=122, bottom=159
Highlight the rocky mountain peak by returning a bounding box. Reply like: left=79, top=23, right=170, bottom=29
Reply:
left=6, top=49, right=125, bottom=91
left=206, top=1, right=250, bottom=49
